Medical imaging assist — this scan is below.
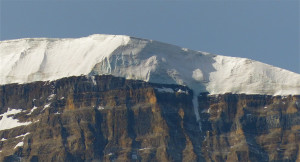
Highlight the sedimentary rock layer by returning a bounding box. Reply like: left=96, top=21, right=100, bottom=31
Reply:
left=0, top=75, right=299, bottom=161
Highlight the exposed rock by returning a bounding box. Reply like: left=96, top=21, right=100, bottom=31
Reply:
left=0, top=75, right=299, bottom=161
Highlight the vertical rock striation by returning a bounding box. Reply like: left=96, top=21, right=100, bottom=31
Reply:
left=0, top=75, right=299, bottom=161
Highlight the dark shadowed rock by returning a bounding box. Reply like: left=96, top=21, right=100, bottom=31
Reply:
left=0, top=75, right=299, bottom=161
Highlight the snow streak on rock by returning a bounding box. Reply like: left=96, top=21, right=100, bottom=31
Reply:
left=0, top=108, right=32, bottom=131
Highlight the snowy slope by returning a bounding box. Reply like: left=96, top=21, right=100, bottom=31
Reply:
left=1, top=34, right=300, bottom=95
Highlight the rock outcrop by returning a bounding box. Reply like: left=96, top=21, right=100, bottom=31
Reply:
left=0, top=75, right=299, bottom=161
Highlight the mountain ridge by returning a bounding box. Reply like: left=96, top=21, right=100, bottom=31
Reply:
left=1, top=34, right=300, bottom=95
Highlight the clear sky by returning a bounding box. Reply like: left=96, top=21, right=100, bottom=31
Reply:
left=1, top=1, right=299, bottom=73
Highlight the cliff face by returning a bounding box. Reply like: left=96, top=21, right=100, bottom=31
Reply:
left=198, top=94, right=300, bottom=162
left=0, top=75, right=299, bottom=162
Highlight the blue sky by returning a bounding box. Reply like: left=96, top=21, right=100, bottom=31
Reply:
left=1, top=1, right=299, bottom=73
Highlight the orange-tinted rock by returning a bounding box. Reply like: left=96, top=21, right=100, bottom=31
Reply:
left=0, top=75, right=299, bottom=162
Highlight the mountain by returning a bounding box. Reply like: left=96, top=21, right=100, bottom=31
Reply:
left=0, top=34, right=300, bottom=161
left=1, top=34, right=300, bottom=95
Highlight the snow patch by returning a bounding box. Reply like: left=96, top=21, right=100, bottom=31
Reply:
left=15, top=132, right=30, bottom=139
left=90, top=76, right=97, bottom=85
left=14, top=141, right=24, bottom=149
left=139, top=147, right=152, bottom=151
left=14, top=133, right=30, bottom=149
left=0, top=138, right=7, bottom=141
left=42, top=103, right=51, bottom=111
left=0, top=108, right=32, bottom=131
left=192, top=69, right=204, bottom=82
left=27, top=106, right=38, bottom=115
left=201, top=109, right=208, bottom=113
left=47, top=94, right=56, bottom=100
left=182, top=48, right=188, bottom=52
left=177, top=89, right=189, bottom=94
left=98, top=106, right=105, bottom=110
left=156, top=87, right=174, bottom=93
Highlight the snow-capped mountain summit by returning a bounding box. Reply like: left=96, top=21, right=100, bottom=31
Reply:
left=1, top=34, right=300, bottom=95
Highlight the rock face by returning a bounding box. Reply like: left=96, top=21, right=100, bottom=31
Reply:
left=0, top=75, right=299, bottom=162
